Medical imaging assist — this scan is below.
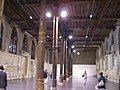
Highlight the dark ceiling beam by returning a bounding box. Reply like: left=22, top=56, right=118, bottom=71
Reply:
left=5, top=3, right=31, bottom=28
left=75, top=45, right=99, bottom=48
left=5, top=1, right=38, bottom=30
left=22, top=0, right=94, bottom=7
left=75, top=36, right=105, bottom=38
left=74, top=35, right=105, bottom=38
left=10, top=16, right=120, bottom=23
left=68, top=17, right=120, bottom=21
left=44, top=38, right=104, bottom=42
left=68, top=26, right=115, bottom=30
left=74, top=41, right=102, bottom=44
left=75, top=39, right=104, bottom=42
left=88, top=0, right=108, bottom=43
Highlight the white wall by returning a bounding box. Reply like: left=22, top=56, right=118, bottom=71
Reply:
left=73, top=65, right=96, bottom=76
left=44, top=63, right=96, bottom=78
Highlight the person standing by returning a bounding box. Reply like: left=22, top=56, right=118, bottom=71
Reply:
left=0, top=66, right=7, bottom=90
left=43, top=69, right=48, bottom=84
left=83, top=71, right=87, bottom=85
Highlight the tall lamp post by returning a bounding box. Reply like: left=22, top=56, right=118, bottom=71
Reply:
left=46, top=8, right=68, bottom=89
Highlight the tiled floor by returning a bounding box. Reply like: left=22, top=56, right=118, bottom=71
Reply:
left=7, top=76, right=119, bottom=90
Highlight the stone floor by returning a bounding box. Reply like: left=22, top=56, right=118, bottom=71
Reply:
left=7, top=76, right=119, bottom=90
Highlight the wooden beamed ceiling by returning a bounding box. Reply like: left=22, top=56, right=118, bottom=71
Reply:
left=3, top=0, right=120, bottom=51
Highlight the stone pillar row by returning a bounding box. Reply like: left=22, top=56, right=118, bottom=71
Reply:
left=33, top=0, right=74, bottom=89
left=0, top=0, right=4, bottom=30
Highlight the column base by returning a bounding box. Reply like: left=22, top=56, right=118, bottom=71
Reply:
left=50, top=87, right=57, bottom=90
left=36, top=79, right=44, bottom=90
left=66, top=78, right=69, bottom=81
left=51, top=79, right=57, bottom=88
left=63, top=75, right=66, bottom=80
left=59, top=75, right=63, bottom=83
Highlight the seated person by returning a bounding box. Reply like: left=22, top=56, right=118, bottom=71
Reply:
left=97, top=72, right=106, bottom=89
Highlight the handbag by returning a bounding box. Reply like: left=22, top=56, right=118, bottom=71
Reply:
left=98, top=80, right=104, bottom=87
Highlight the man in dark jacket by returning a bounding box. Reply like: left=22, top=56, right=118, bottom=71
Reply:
left=0, top=66, right=7, bottom=90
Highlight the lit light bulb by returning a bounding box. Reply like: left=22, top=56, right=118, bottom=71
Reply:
left=30, top=16, right=33, bottom=19
left=61, top=10, right=67, bottom=18
left=46, top=12, right=52, bottom=18
left=69, top=35, right=73, bottom=39
left=59, top=36, right=62, bottom=39
left=77, top=52, right=80, bottom=55
left=71, top=45, right=75, bottom=48
left=86, top=36, right=88, bottom=38
left=90, top=14, right=93, bottom=18
left=73, top=50, right=76, bottom=53
left=83, top=45, right=85, bottom=47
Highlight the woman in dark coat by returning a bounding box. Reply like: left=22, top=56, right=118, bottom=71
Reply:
left=0, top=66, right=7, bottom=90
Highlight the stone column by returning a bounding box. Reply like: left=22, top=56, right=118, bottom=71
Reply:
left=36, top=0, right=46, bottom=90
left=65, top=41, right=69, bottom=79
left=0, top=0, right=4, bottom=27
left=63, top=39, right=66, bottom=80
left=0, top=0, right=4, bottom=50
left=51, top=16, right=59, bottom=89
left=68, top=48, right=72, bottom=77
left=59, top=39, right=63, bottom=83
left=70, top=52, right=73, bottom=77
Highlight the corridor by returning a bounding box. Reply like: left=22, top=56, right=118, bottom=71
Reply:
left=7, top=76, right=119, bottom=90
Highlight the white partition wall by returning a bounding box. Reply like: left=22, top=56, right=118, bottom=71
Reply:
left=44, top=64, right=96, bottom=78
left=73, top=65, right=96, bottom=77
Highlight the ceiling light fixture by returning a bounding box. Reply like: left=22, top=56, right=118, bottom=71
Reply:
left=46, top=12, right=52, bottom=18
left=71, top=45, right=75, bottom=48
left=30, top=16, right=33, bottom=19
left=86, top=35, right=88, bottom=38
left=68, top=35, right=73, bottom=39
left=60, top=10, right=67, bottom=18
left=66, top=46, right=68, bottom=48
left=77, top=52, right=80, bottom=55
left=47, top=35, right=49, bottom=37
left=59, top=36, right=62, bottom=39
left=73, top=50, right=76, bottom=53
left=90, top=14, right=93, bottom=18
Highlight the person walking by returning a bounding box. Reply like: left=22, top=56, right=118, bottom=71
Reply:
left=83, top=71, right=87, bottom=85
left=0, top=66, right=7, bottom=90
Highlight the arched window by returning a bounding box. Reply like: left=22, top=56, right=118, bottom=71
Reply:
left=22, top=34, right=28, bottom=52
left=31, top=40, right=35, bottom=59
left=118, top=28, right=120, bottom=54
left=9, top=28, right=18, bottom=54
left=0, top=22, right=3, bottom=50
